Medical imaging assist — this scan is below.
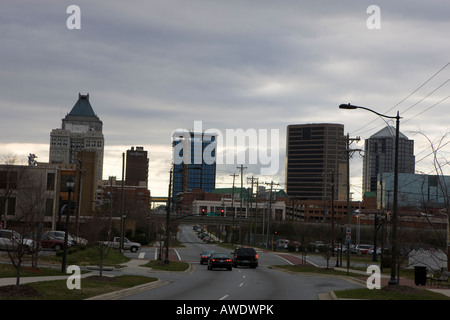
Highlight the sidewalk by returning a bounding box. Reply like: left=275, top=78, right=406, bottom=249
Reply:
left=0, top=271, right=96, bottom=287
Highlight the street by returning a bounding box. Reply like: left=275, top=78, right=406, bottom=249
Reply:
left=119, top=225, right=362, bottom=300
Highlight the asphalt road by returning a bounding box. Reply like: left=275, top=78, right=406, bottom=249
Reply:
left=120, top=225, right=362, bottom=300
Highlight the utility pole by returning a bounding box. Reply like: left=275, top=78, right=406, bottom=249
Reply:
left=237, top=165, right=247, bottom=217
left=327, top=169, right=335, bottom=258
left=230, top=173, right=238, bottom=245
left=237, top=165, right=247, bottom=244
left=165, top=169, right=173, bottom=264
left=120, top=152, right=125, bottom=254
left=255, top=179, right=260, bottom=241
left=265, top=180, right=279, bottom=250
left=343, top=133, right=361, bottom=274
left=247, top=176, right=258, bottom=245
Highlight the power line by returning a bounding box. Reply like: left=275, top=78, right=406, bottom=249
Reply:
left=403, top=95, right=450, bottom=124
left=385, top=62, right=450, bottom=115
left=351, top=62, right=450, bottom=136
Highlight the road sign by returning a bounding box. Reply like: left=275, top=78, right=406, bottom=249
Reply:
left=346, top=235, right=351, bottom=244
left=345, top=224, right=351, bottom=235
left=345, top=224, right=351, bottom=244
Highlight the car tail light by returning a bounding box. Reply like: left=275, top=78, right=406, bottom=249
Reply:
left=226, top=259, right=231, bottom=262
left=255, top=254, right=259, bottom=260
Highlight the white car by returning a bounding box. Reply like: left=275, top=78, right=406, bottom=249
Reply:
left=0, top=229, right=35, bottom=253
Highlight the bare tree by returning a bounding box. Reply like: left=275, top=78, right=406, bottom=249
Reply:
left=0, top=154, right=20, bottom=229
left=417, top=131, right=450, bottom=270
left=15, top=171, right=48, bottom=269
left=82, top=212, right=114, bottom=279
left=1, top=166, right=47, bottom=288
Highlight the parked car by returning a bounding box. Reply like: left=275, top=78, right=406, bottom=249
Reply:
left=232, top=247, right=258, bottom=268
left=276, top=239, right=290, bottom=250
left=100, top=237, right=141, bottom=252
left=0, top=229, right=35, bottom=253
left=341, top=244, right=357, bottom=254
left=207, top=252, right=233, bottom=271
left=26, top=232, right=73, bottom=251
left=367, top=246, right=382, bottom=255
left=44, top=231, right=88, bottom=246
left=200, top=250, right=214, bottom=264
left=40, top=233, right=73, bottom=251
left=356, top=244, right=373, bottom=254
left=198, top=232, right=207, bottom=239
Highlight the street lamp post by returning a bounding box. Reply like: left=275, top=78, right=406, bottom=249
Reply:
left=61, top=176, right=75, bottom=273
left=339, top=103, right=401, bottom=285
left=165, top=169, right=173, bottom=264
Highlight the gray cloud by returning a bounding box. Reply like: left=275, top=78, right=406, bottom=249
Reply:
left=1, top=0, right=449, bottom=196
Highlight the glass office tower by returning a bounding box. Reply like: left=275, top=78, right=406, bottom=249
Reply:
left=172, top=131, right=217, bottom=206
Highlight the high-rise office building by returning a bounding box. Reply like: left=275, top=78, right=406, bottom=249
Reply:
left=126, top=146, right=149, bottom=187
left=362, top=125, right=415, bottom=194
left=286, top=123, right=347, bottom=201
left=172, top=130, right=217, bottom=206
left=49, top=93, right=104, bottom=181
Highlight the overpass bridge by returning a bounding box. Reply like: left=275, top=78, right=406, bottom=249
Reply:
left=152, top=213, right=265, bottom=227
left=150, top=196, right=168, bottom=203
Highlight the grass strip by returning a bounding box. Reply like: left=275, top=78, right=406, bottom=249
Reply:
left=0, top=275, right=157, bottom=300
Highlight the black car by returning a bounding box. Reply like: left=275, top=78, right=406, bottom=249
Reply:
left=200, top=250, right=214, bottom=264
left=232, top=247, right=258, bottom=268
left=207, top=253, right=233, bottom=271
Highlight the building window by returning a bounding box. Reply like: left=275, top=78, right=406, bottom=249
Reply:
left=7, top=197, right=16, bottom=216
left=45, top=198, right=54, bottom=216
left=47, top=173, right=55, bottom=190
left=0, top=171, right=17, bottom=190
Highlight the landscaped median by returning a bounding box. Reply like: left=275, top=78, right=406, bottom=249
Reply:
left=142, top=260, right=190, bottom=272
left=271, top=264, right=450, bottom=300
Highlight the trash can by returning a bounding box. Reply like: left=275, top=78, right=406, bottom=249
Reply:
left=414, top=266, right=427, bottom=286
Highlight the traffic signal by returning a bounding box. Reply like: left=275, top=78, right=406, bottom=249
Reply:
left=221, top=209, right=224, bottom=216
left=201, top=208, right=206, bottom=215
left=273, top=230, right=278, bottom=235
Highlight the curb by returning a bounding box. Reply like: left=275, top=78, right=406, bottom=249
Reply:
left=85, top=279, right=169, bottom=300
left=329, top=291, right=338, bottom=300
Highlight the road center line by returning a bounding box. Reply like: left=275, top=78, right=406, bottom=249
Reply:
left=219, top=295, right=229, bottom=300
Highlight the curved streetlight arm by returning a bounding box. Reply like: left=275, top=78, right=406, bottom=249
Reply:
left=339, top=102, right=401, bottom=285
left=339, top=103, right=401, bottom=120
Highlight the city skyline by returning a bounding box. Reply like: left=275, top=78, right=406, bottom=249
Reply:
left=1, top=1, right=450, bottom=198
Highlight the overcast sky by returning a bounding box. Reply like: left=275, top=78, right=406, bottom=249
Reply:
left=1, top=1, right=450, bottom=199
